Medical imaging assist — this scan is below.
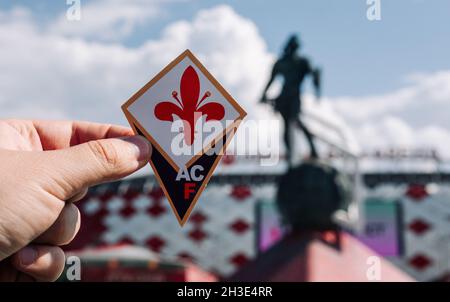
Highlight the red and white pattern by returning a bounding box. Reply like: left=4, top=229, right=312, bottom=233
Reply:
left=366, top=183, right=450, bottom=281
left=70, top=179, right=276, bottom=277
left=70, top=172, right=450, bottom=280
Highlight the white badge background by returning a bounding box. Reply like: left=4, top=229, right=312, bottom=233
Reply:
left=128, top=56, right=240, bottom=169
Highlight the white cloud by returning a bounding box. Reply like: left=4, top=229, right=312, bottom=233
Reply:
left=327, top=71, right=450, bottom=158
left=1, top=2, right=450, bottom=161
left=52, top=0, right=170, bottom=41
left=0, top=4, right=273, bottom=127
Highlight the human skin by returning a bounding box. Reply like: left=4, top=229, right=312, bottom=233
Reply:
left=0, top=120, right=151, bottom=281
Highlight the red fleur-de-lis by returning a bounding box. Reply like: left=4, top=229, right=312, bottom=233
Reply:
left=154, top=65, right=225, bottom=145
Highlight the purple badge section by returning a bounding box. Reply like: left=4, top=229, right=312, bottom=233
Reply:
left=135, top=124, right=227, bottom=223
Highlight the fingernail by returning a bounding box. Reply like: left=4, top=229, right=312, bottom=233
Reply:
left=121, top=135, right=151, bottom=162
left=19, top=246, right=37, bottom=266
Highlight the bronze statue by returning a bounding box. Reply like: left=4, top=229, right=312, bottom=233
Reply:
left=261, top=34, right=321, bottom=164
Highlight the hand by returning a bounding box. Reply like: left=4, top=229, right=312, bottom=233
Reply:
left=0, top=120, right=151, bottom=281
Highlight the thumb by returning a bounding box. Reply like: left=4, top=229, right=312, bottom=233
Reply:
left=40, top=135, right=151, bottom=200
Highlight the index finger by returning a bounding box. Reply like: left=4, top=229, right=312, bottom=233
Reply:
left=32, top=120, right=134, bottom=150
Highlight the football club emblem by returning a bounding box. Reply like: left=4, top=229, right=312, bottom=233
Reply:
left=122, top=50, right=246, bottom=225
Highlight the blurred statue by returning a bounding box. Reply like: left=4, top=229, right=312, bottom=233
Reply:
left=260, top=34, right=321, bottom=165
left=277, top=161, right=351, bottom=230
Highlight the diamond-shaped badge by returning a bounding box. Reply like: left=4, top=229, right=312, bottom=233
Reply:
left=122, top=50, right=246, bottom=225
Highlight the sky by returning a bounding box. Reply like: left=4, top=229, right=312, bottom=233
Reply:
left=1, top=0, right=450, bottom=159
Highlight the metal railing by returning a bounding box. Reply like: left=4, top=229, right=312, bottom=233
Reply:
left=301, top=111, right=364, bottom=232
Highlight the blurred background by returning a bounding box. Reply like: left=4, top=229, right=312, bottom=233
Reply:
left=1, top=0, right=450, bottom=282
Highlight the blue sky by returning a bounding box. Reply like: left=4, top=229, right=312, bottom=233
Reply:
left=1, top=0, right=450, bottom=157
left=1, top=0, right=449, bottom=97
